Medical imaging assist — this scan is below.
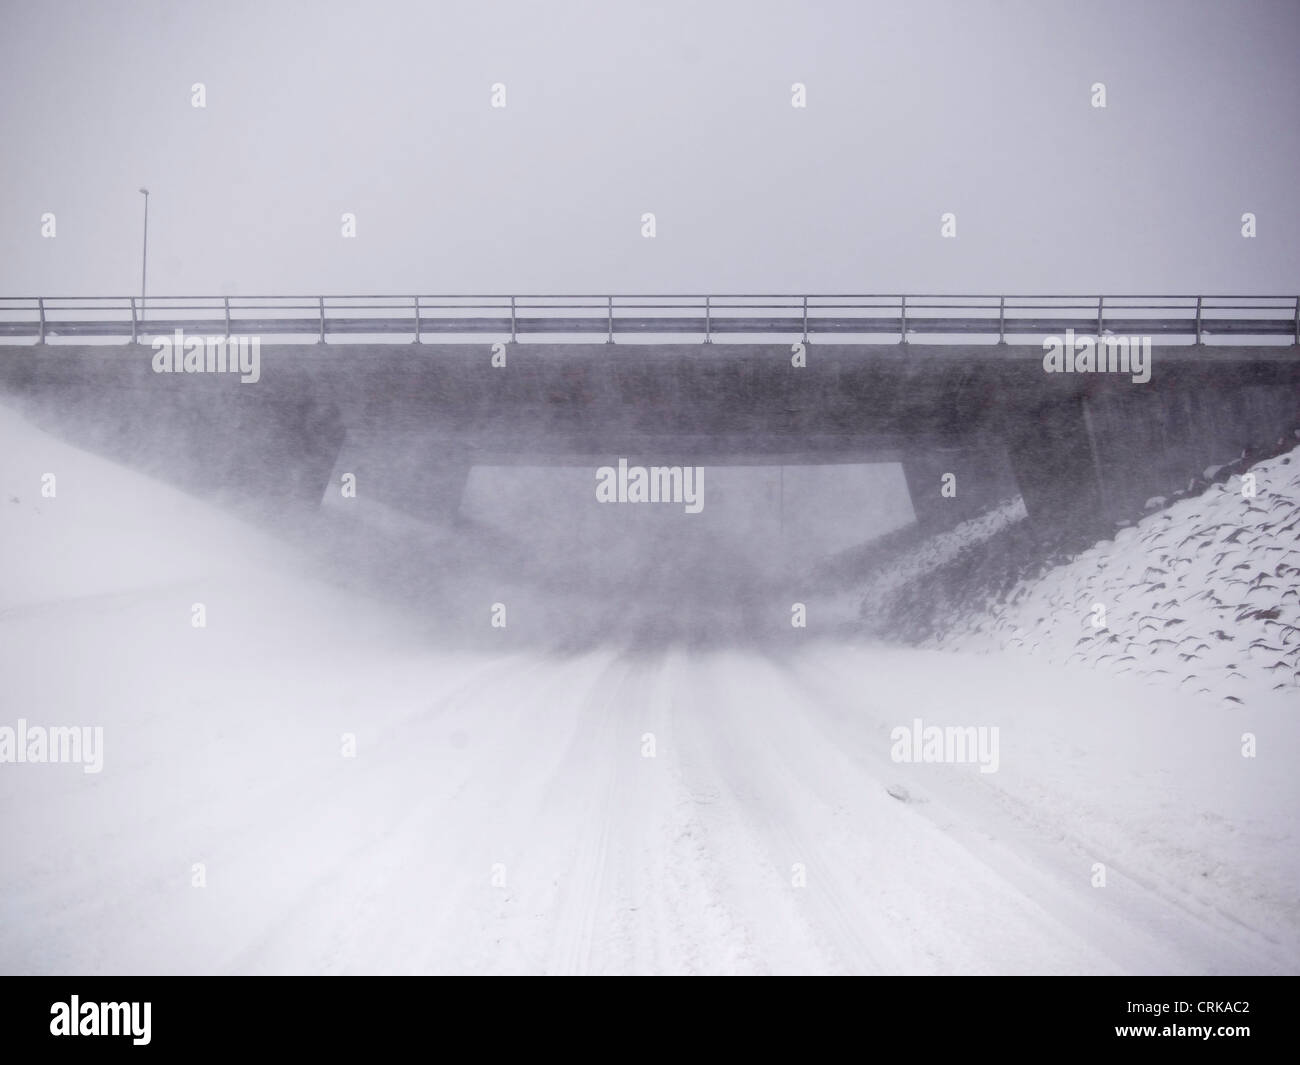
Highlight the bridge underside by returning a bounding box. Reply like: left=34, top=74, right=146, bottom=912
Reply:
left=2, top=343, right=1298, bottom=538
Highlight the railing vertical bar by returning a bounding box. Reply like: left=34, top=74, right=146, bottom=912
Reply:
left=318, top=296, right=326, bottom=343
left=704, top=295, right=711, bottom=343
left=129, top=296, right=138, bottom=344
left=413, top=295, right=420, bottom=343
left=1294, top=295, right=1299, bottom=345
left=224, top=296, right=231, bottom=336
left=1195, top=295, right=1203, bottom=345
left=510, top=295, right=517, bottom=343
left=802, top=295, right=808, bottom=343
left=37, top=297, right=45, bottom=344
left=607, top=296, right=614, bottom=344
left=900, top=294, right=907, bottom=344
left=1097, top=294, right=1104, bottom=335
left=998, top=295, right=1005, bottom=344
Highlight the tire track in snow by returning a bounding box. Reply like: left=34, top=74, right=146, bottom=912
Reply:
left=224, top=648, right=624, bottom=973
left=780, top=642, right=1290, bottom=973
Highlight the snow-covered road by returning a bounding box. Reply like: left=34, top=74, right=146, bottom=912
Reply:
left=3, top=605, right=1294, bottom=974
left=2, top=403, right=1296, bottom=974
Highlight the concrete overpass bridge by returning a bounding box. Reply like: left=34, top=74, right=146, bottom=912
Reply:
left=2, top=294, right=1298, bottom=539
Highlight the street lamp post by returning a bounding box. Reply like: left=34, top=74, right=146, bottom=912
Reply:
left=138, top=188, right=149, bottom=325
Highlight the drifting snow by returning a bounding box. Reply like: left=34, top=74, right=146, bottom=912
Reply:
left=1, top=402, right=1296, bottom=974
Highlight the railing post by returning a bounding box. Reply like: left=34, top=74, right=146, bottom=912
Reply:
left=318, top=296, right=326, bottom=344
left=129, top=296, right=138, bottom=344
left=1294, top=295, right=1299, bottom=345
left=224, top=295, right=231, bottom=336
left=413, top=295, right=420, bottom=344
left=1195, top=295, right=1203, bottom=345
left=510, top=295, right=517, bottom=343
left=1096, top=294, right=1104, bottom=335
left=998, top=295, right=1005, bottom=344
left=802, top=295, right=809, bottom=344
left=899, top=294, right=907, bottom=344
left=704, top=295, right=711, bottom=343
left=607, top=296, right=614, bottom=344
left=37, top=297, right=45, bottom=344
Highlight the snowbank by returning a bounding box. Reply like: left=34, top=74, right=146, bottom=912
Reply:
left=943, top=448, right=1300, bottom=709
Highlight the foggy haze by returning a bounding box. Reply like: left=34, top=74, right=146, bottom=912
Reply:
left=1, top=0, right=1299, bottom=993
left=2, top=0, right=1298, bottom=295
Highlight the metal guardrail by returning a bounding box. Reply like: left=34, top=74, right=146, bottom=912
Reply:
left=1, top=295, right=1298, bottom=344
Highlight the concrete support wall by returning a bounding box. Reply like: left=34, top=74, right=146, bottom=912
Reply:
left=1001, top=378, right=1300, bottom=537
left=1080, top=381, right=1300, bottom=519
left=0, top=348, right=347, bottom=511
left=1003, top=397, right=1105, bottom=534
left=902, top=444, right=1020, bottom=531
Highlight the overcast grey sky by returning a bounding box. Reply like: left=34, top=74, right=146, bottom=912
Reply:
left=2, top=0, right=1297, bottom=297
